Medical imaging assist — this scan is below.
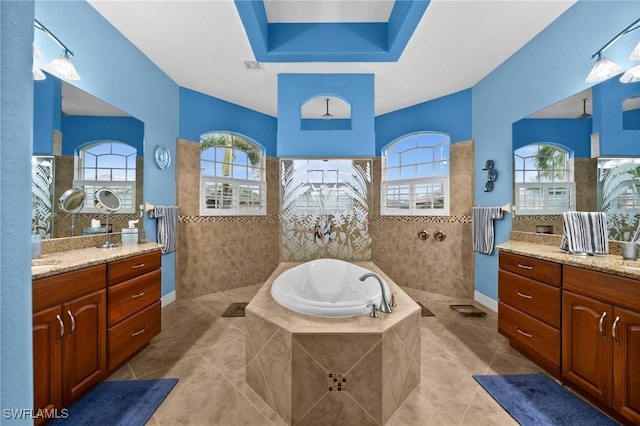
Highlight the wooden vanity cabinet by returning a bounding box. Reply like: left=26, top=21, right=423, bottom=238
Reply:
left=106, top=251, right=161, bottom=373
left=33, top=265, right=107, bottom=423
left=563, top=266, right=640, bottom=425
left=498, top=252, right=562, bottom=375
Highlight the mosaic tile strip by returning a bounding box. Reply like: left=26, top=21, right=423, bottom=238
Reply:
left=57, top=212, right=142, bottom=221
left=178, top=215, right=280, bottom=223
left=370, top=215, right=471, bottom=224
left=327, top=373, right=347, bottom=392
left=513, top=214, right=562, bottom=222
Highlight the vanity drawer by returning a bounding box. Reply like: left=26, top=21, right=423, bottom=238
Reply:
left=33, top=265, right=106, bottom=312
left=499, top=252, right=561, bottom=287
left=107, top=251, right=161, bottom=285
left=564, top=266, right=640, bottom=312
left=498, top=301, right=560, bottom=371
left=107, top=269, right=161, bottom=327
left=499, top=270, right=561, bottom=328
left=107, top=301, right=161, bottom=372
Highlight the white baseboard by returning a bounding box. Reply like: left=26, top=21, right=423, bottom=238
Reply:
left=474, top=291, right=498, bottom=313
left=161, top=290, right=176, bottom=307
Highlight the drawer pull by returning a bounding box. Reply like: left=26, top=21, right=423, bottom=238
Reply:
left=599, top=312, right=607, bottom=339
left=515, top=290, right=532, bottom=300
left=612, top=316, right=620, bottom=346
left=131, top=291, right=146, bottom=299
left=131, top=326, right=147, bottom=337
left=516, top=263, right=533, bottom=270
left=56, top=314, right=64, bottom=342
left=515, top=326, right=533, bottom=338
left=67, top=310, right=75, bottom=338
left=131, top=263, right=146, bottom=269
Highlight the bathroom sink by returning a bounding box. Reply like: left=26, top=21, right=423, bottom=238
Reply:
left=31, top=258, right=62, bottom=267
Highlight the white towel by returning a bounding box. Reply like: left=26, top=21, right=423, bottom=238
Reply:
left=560, top=211, right=608, bottom=255
left=472, top=206, right=503, bottom=255
left=148, top=206, right=178, bottom=254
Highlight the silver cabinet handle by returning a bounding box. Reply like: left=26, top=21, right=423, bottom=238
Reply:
left=515, top=326, right=533, bottom=338
left=56, top=314, right=64, bottom=343
left=612, top=316, right=621, bottom=346
left=131, top=263, right=145, bottom=269
left=131, top=291, right=146, bottom=299
left=516, top=263, right=533, bottom=270
left=67, top=310, right=75, bottom=338
left=131, top=326, right=147, bottom=337
left=515, top=290, right=532, bottom=300
left=599, top=312, right=607, bottom=339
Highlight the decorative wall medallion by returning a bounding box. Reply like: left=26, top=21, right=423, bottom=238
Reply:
left=154, top=145, right=171, bottom=169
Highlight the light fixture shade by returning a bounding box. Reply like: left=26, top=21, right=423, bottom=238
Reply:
left=585, top=55, right=623, bottom=83
left=620, top=63, right=640, bottom=83
left=630, top=40, right=640, bottom=61
left=44, top=51, right=80, bottom=80
left=32, top=64, right=46, bottom=80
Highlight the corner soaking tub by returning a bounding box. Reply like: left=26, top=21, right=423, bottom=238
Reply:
left=270, top=258, right=391, bottom=317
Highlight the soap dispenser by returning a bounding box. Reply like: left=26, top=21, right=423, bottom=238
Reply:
left=32, top=230, right=42, bottom=259
left=121, top=219, right=139, bottom=245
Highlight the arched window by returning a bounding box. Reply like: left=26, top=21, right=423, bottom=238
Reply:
left=74, top=141, right=137, bottom=213
left=381, top=132, right=450, bottom=215
left=200, top=131, right=266, bottom=215
left=514, top=143, right=575, bottom=214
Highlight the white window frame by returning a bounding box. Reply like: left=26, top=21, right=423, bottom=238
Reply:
left=515, top=182, right=576, bottom=215
left=199, top=133, right=266, bottom=216
left=381, top=132, right=450, bottom=216
left=514, top=144, right=575, bottom=215
left=74, top=141, right=137, bottom=214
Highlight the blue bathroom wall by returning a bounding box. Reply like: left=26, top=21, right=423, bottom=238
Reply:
left=623, top=108, right=640, bottom=130
left=1, top=0, right=35, bottom=420
left=278, top=74, right=375, bottom=157
left=375, top=89, right=472, bottom=152
left=35, top=1, right=179, bottom=298
left=61, top=116, right=145, bottom=155
left=179, top=87, right=277, bottom=155
left=33, top=74, right=62, bottom=154
left=512, top=118, right=592, bottom=158
left=592, top=77, right=640, bottom=155
left=473, top=1, right=640, bottom=302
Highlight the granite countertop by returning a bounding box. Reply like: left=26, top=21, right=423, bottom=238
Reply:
left=497, top=240, right=640, bottom=280
left=31, top=242, right=163, bottom=279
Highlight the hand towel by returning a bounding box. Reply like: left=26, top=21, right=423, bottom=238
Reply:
left=560, top=211, right=608, bottom=255
left=148, top=206, right=178, bottom=254
left=472, top=206, right=503, bottom=255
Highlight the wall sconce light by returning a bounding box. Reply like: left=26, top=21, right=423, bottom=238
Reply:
left=321, top=98, right=334, bottom=120
left=586, top=17, right=640, bottom=84
left=34, top=19, right=80, bottom=81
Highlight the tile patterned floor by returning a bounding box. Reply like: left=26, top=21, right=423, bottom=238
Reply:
left=108, top=284, right=542, bottom=425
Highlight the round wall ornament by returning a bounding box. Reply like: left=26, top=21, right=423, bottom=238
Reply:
left=154, top=145, right=171, bottom=170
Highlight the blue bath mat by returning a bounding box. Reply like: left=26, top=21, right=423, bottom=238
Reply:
left=50, top=378, right=177, bottom=425
left=473, top=373, right=618, bottom=425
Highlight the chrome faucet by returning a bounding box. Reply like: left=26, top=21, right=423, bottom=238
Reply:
left=359, top=273, right=392, bottom=313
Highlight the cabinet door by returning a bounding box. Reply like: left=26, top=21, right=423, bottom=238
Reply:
left=33, top=306, right=63, bottom=423
left=562, top=290, right=613, bottom=406
left=613, top=307, right=640, bottom=424
left=62, top=289, right=106, bottom=405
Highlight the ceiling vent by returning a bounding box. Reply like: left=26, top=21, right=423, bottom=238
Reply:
left=243, top=60, right=263, bottom=71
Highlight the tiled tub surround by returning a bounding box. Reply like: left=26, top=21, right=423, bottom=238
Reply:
left=371, top=140, right=475, bottom=299
left=246, top=262, right=421, bottom=426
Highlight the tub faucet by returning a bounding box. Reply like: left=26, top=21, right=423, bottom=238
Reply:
left=359, top=273, right=392, bottom=313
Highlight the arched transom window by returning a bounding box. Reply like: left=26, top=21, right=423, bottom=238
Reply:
left=381, top=132, right=450, bottom=215
left=200, top=132, right=266, bottom=215
left=74, top=141, right=137, bottom=213
left=514, top=143, right=575, bottom=214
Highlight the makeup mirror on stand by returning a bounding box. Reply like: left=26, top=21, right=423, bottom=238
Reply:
left=94, top=188, right=122, bottom=248
left=58, top=187, right=85, bottom=236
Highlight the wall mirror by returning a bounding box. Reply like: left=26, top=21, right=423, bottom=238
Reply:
left=32, top=75, right=144, bottom=239
left=512, top=84, right=640, bottom=241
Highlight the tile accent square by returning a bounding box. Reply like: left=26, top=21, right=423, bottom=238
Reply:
left=327, top=373, right=347, bottom=392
